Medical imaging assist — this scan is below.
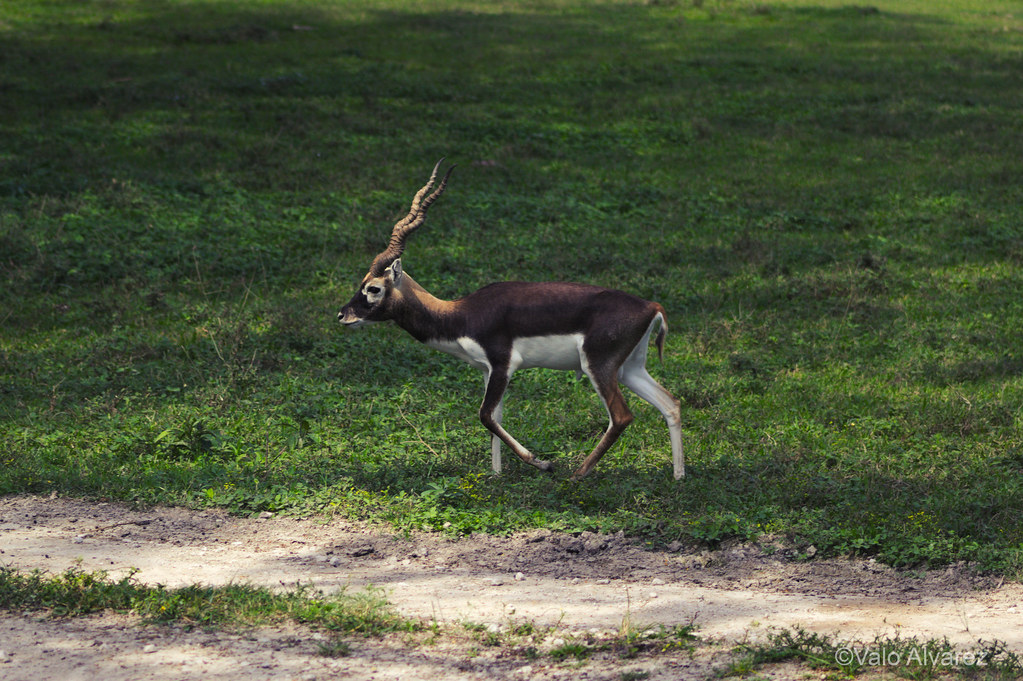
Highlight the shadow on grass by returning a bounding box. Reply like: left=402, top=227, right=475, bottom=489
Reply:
left=1, top=2, right=1009, bottom=196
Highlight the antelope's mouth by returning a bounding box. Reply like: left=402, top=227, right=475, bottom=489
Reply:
left=337, top=310, right=364, bottom=327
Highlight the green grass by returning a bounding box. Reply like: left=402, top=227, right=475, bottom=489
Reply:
left=2, top=0, right=1022, bottom=573
left=0, top=566, right=412, bottom=634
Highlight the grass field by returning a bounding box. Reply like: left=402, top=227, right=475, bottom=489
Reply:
left=2, top=0, right=1022, bottom=574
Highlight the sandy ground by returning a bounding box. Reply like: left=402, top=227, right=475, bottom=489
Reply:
left=1, top=494, right=1021, bottom=680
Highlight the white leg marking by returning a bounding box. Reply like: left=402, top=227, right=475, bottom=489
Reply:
left=620, top=316, right=685, bottom=479
left=491, top=397, right=503, bottom=474
left=478, top=366, right=504, bottom=475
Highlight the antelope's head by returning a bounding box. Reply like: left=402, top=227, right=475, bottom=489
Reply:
left=338, top=159, right=455, bottom=328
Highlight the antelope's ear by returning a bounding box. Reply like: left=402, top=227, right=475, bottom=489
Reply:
left=387, top=259, right=403, bottom=285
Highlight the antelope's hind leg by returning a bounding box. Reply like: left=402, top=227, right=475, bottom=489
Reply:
left=570, top=361, right=635, bottom=481
left=619, top=326, right=684, bottom=479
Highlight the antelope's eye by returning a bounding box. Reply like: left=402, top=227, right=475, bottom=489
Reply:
left=366, top=285, right=381, bottom=295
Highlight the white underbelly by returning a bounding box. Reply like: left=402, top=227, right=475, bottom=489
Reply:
left=512, top=334, right=584, bottom=371
left=426, top=334, right=585, bottom=372
left=426, top=337, right=490, bottom=370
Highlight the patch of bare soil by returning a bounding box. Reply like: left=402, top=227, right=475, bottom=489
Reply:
left=1, top=494, right=1020, bottom=681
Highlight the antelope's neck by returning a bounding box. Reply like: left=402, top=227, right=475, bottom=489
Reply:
left=393, top=275, right=461, bottom=343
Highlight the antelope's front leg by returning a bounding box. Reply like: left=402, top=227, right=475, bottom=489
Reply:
left=479, top=367, right=553, bottom=473
left=490, top=397, right=503, bottom=474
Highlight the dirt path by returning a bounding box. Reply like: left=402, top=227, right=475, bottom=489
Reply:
left=1, top=495, right=1021, bottom=680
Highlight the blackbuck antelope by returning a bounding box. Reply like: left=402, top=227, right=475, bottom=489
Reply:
left=338, top=161, right=684, bottom=480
